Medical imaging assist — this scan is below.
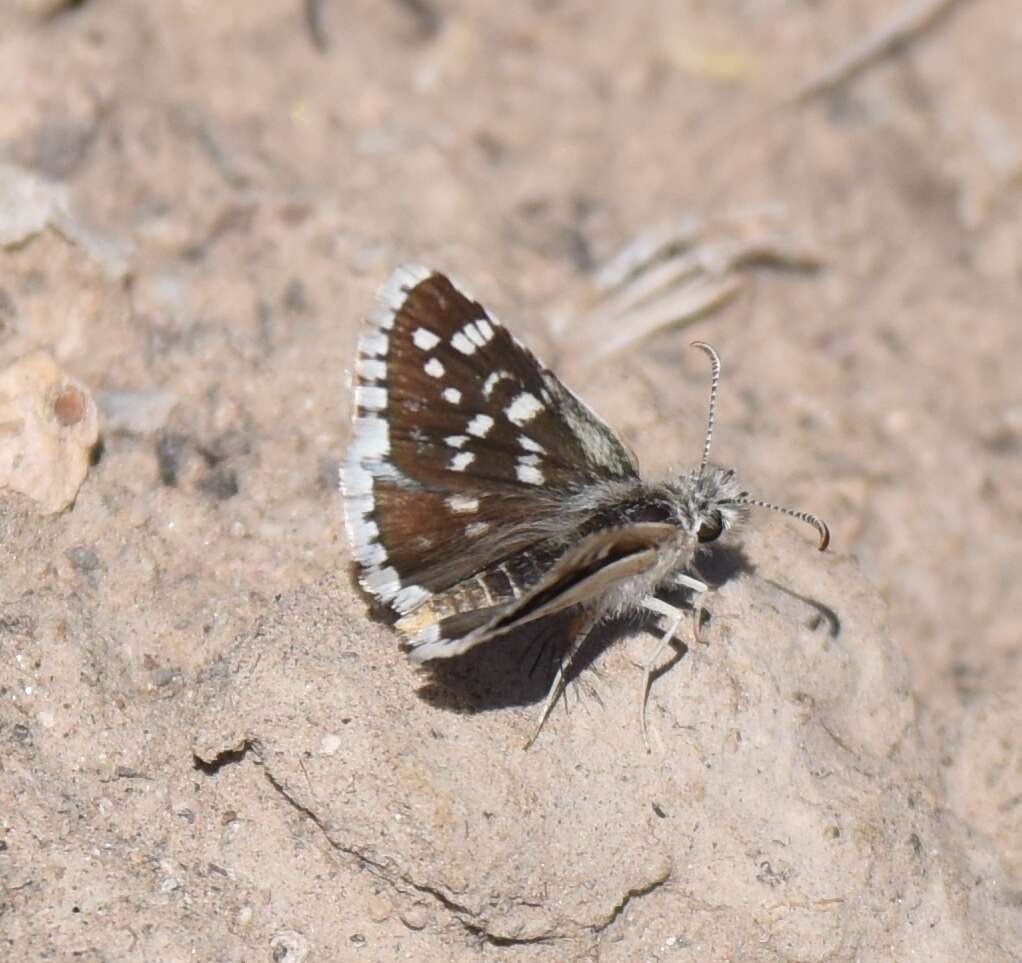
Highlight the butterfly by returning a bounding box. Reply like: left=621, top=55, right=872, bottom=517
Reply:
left=340, top=265, right=829, bottom=747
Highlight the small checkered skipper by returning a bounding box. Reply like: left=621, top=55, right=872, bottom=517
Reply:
left=341, top=265, right=829, bottom=746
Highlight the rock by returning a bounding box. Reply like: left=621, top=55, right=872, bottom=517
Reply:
left=0, top=163, right=131, bottom=280
left=0, top=351, right=99, bottom=513
left=192, top=531, right=1022, bottom=957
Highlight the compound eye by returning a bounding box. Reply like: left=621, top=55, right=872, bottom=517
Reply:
left=697, top=511, right=724, bottom=543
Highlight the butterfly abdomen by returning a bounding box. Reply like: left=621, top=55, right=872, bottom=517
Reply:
left=396, top=541, right=561, bottom=647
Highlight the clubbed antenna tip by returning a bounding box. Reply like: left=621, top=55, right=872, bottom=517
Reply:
left=731, top=496, right=830, bottom=551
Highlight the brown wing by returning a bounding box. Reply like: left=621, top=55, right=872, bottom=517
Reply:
left=341, top=266, right=640, bottom=616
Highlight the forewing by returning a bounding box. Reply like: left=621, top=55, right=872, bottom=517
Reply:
left=341, top=266, right=641, bottom=615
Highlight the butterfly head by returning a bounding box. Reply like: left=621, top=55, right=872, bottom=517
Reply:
left=669, top=464, right=746, bottom=545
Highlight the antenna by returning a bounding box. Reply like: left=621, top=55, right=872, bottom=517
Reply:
left=690, top=341, right=830, bottom=551
left=729, top=496, right=831, bottom=551
left=691, top=341, right=720, bottom=475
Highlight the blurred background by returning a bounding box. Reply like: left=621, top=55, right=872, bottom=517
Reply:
left=1, top=0, right=1019, bottom=957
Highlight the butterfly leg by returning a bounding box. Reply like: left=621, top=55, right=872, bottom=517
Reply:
left=672, top=571, right=708, bottom=643
left=639, top=580, right=706, bottom=752
left=638, top=598, right=685, bottom=752
left=524, top=615, right=595, bottom=749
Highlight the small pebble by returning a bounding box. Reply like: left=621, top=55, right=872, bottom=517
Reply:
left=0, top=351, right=98, bottom=513
left=366, top=893, right=391, bottom=923
left=398, top=902, right=431, bottom=931
left=66, top=545, right=102, bottom=574
left=319, top=734, right=342, bottom=755
left=270, top=930, right=311, bottom=963
left=98, top=389, right=178, bottom=434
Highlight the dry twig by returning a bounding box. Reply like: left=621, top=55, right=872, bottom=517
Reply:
left=792, top=0, right=968, bottom=103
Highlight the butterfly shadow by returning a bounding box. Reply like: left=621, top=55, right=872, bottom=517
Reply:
left=416, top=543, right=757, bottom=718
left=415, top=607, right=600, bottom=716
left=681, top=544, right=841, bottom=636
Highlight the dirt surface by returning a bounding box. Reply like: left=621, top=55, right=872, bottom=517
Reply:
left=1, top=2, right=1020, bottom=960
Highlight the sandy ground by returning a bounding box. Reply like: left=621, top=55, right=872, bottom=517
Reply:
left=1, top=1, right=1020, bottom=960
